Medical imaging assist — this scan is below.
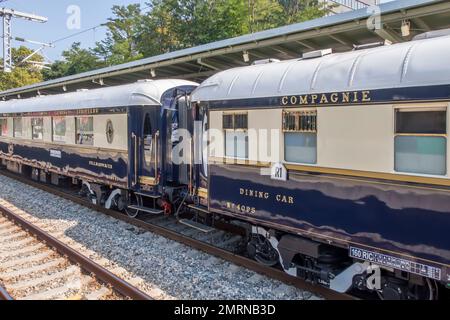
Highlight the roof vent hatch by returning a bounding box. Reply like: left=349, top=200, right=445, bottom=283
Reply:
left=302, top=48, right=332, bottom=60
left=252, top=58, right=281, bottom=65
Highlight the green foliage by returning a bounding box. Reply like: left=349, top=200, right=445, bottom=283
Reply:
left=43, top=42, right=104, bottom=80
left=5, top=0, right=329, bottom=85
left=0, top=47, right=44, bottom=91
left=93, top=4, right=144, bottom=65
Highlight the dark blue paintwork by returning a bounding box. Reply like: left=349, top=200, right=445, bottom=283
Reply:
left=208, top=163, right=450, bottom=280
left=0, top=139, right=128, bottom=187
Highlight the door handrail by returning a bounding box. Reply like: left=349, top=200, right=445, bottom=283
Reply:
left=132, top=132, right=138, bottom=186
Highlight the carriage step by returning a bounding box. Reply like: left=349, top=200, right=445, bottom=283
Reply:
left=187, top=204, right=209, bottom=214
left=127, top=205, right=164, bottom=215
left=179, top=219, right=215, bottom=233
left=135, top=192, right=161, bottom=199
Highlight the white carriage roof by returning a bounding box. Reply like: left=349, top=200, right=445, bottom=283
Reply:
left=0, top=79, right=196, bottom=114
left=191, top=35, right=450, bottom=102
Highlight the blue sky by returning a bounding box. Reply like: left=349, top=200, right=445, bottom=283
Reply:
left=3, top=0, right=395, bottom=62
left=2, top=0, right=147, bottom=61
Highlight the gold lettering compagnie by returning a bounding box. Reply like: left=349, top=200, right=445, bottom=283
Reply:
left=281, top=91, right=371, bottom=106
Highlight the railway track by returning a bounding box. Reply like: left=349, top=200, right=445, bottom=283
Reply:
left=0, top=200, right=151, bottom=300
left=0, top=169, right=355, bottom=300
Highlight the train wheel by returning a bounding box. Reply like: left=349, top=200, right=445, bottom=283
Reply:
left=376, top=277, right=438, bottom=300
left=125, top=192, right=142, bottom=218
left=247, top=233, right=280, bottom=267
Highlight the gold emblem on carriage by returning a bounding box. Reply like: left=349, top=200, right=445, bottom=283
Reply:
left=106, top=120, right=114, bottom=144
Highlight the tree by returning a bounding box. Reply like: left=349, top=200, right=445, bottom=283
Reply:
left=277, top=0, right=330, bottom=24
left=93, top=4, right=144, bottom=65
left=137, top=0, right=249, bottom=56
left=137, top=0, right=328, bottom=56
left=0, top=46, right=44, bottom=91
left=247, top=0, right=284, bottom=33
left=35, top=0, right=331, bottom=83
left=43, top=42, right=103, bottom=80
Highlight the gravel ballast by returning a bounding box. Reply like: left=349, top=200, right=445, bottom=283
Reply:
left=0, top=174, right=321, bottom=300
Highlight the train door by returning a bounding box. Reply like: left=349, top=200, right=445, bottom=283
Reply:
left=192, top=104, right=209, bottom=207
left=139, top=111, right=159, bottom=190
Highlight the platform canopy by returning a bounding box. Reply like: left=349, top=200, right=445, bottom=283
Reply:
left=1, top=0, right=450, bottom=100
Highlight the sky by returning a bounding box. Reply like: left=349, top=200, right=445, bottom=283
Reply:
left=2, top=0, right=395, bottom=63
left=1, top=0, right=147, bottom=62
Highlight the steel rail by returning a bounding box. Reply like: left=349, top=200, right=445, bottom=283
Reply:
left=0, top=169, right=355, bottom=300
left=0, top=201, right=152, bottom=301
left=0, top=284, right=13, bottom=300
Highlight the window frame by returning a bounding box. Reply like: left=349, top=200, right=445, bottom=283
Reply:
left=0, top=118, right=7, bottom=137
left=282, top=110, right=317, bottom=133
left=52, top=116, right=67, bottom=143
left=13, top=117, right=22, bottom=138
left=223, top=112, right=249, bottom=160
left=283, top=109, right=318, bottom=165
left=75, top=116, right=94, bottom=146
left=393, top=106, right=447, bottom=176
left=31, top=117, right=44, bottom=141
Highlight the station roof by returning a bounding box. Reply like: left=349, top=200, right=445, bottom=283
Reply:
left=1, top=0, right=450, bottom=100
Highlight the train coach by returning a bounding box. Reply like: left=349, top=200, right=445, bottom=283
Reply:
left=190, top=33, right=450, bottom=299
left=0, top=79, right=197, bottom=214
left=1, top=32, right=450, bottom=300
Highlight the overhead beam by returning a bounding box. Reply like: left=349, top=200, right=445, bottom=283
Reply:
left=413, top=17, right=431, bottom=31
left=196, top=58, right=230, bottom=71
left=328, top=34, right=355, bottom=47
left=270, top=45, right=300, bottom=58
left=163, top=69, right=217, bottom=80
left=295, top=40, right=317, bottom=50
left=373, top=24, right=404, bottom=43
left=217, top=54, right=249, bottom=66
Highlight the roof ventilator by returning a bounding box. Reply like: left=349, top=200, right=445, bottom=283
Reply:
left=252, top=58, right=280, bottom=65
left=302, top=48, right=332, bottom=60
left=353, top=40, right=392, bottom=51
left=137, top=79, right=154, bottom=83
left=413, top=28, right=450, bottom=41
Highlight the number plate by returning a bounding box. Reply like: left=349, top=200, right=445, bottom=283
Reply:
left=349, top=246, right=442, bottom=281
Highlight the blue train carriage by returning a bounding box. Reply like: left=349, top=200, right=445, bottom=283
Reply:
left=0, top=79, right=197, bottom=216
left=191, top=34, right=450, bottom=299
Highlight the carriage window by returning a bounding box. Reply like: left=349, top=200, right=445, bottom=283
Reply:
left=143, top=114, right=153, bottom=166
left=76, top=116, right=94, bottom=146
left=223, top=113, right=248, bottom=159
left=283, top=111, right=317, bottom=164
left=395, top=109, right=447, bottom=176
left=13, top=118, right=22, bottom=138
left=31, top=118, right=44, bottom=140
left=52, top=117, right=66, bottom=143
left=223, top=114, right=233, bottom=129
left=0, top=119, right=7, bottom=136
